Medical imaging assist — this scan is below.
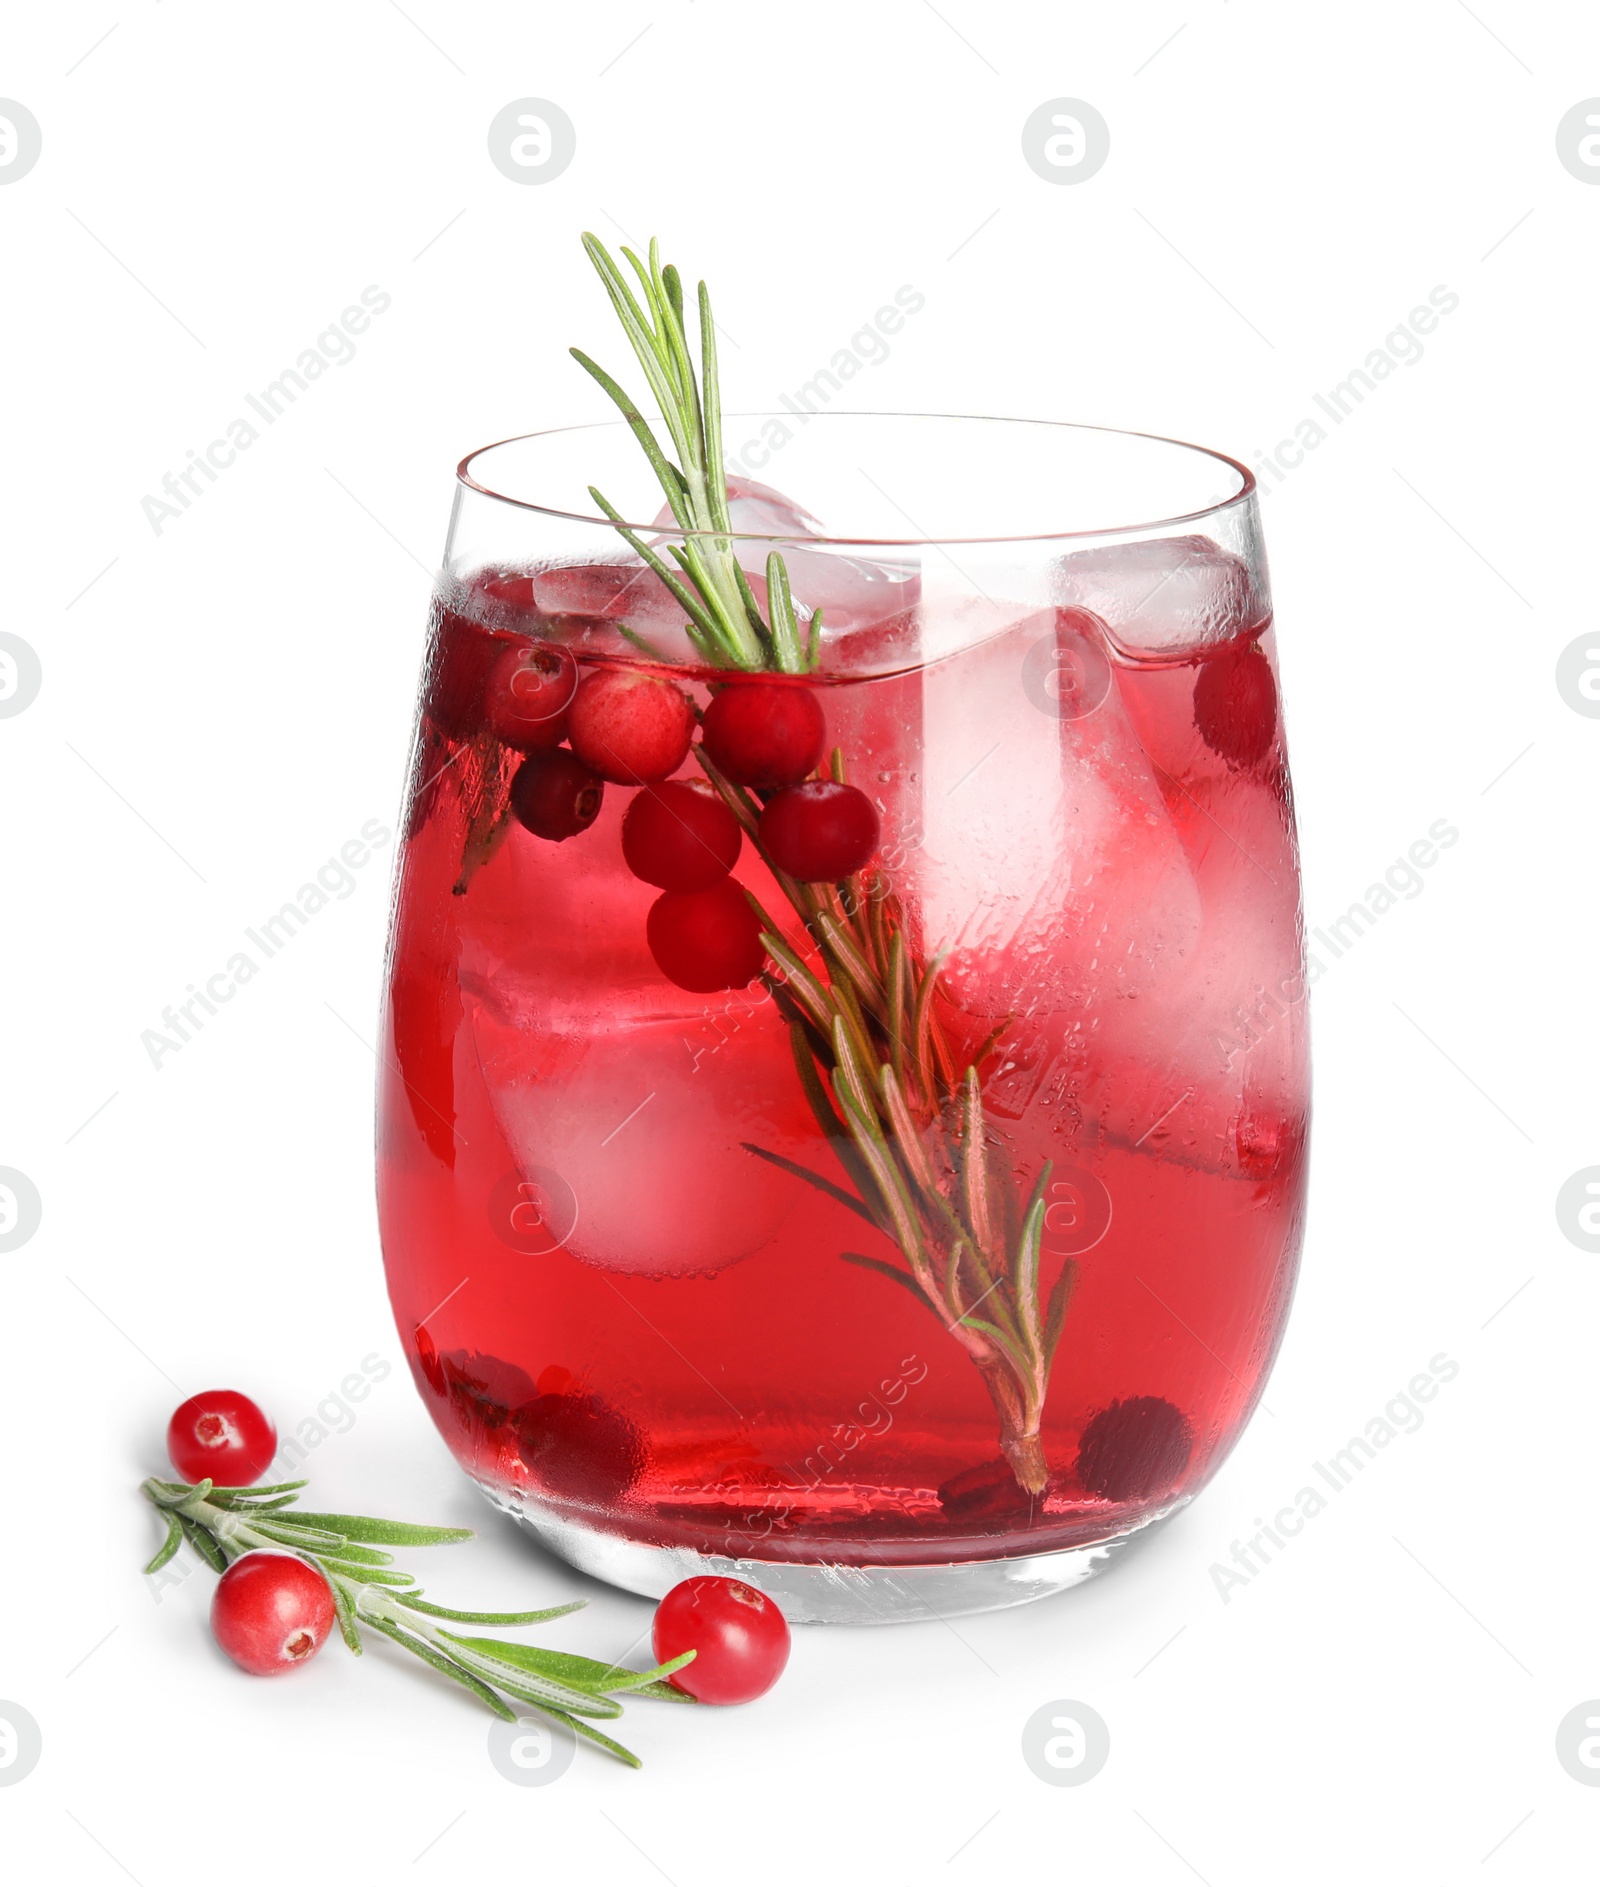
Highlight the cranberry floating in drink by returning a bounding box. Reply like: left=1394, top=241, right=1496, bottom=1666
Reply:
left=622, top=781, right=743, bottom=892
left=483, top=640, right=578, bottom=751
left=700, top=681, right=826, bottom=789
left=377, top=236, right=1308, bottom=1622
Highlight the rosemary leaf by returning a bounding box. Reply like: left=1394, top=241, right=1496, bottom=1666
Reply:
left=205, top=1479, right=310, bottom=1497
left=658, top=255, right=688, bottom=359
left=813, top=910, right=886, bottom=1016
left=319, top=1572, right=362, bottom=1653
left=439, top=1642, right=625, bottom=1719
left=616, top=622, right=675, bottom=662
left=285, top=1513, right=474, bottom=1547
left=1011, top=1188, right=1049, bottom=1361
left=696, top=749, right=763, bottom=833
left=732, top=557, right=778, bottom=656
left=536, top=1705, right=644, bottom=1770
left=834, top=1065, right=927, bottom=1273
left=783, top=1016, right=842, bottom=1113
left=781, top=1023, right=890, bottom=1219
left=625, top=1680, right=701, bottom=1704
left=830, top=1013, right=886, bottom=1133
left=395, top=1596, right=588, bottom=1626
left=315, top=1561, right=419, bottom=1589
left=958, top=1313, right=1036, bottom=1384
left=600, top=1657, right=697, bottom=1695
left=568, top=348, right=695, bottom=537
left=867, top=890, right=895, bottom=982
left=886, top=929, right=911, bottom=1087
left=958, top=1068, right=997, bottom=1263
left=1043, top=1258, right=1080, bottom=1370
left=590, top=235, right=670, bottom=376
left=760, top=932, right=835, bottom=1034
left=697, top=280, right=733, bottom=538
left=839, top=1250, right=937, bottom=1312
left=273, top=1535, right=394, bottom=1567
left=829, top=977, right=884, bottom=1092
left=763, top=972, right=819, bottom=1044
left=249, top=1520, right=358, bottom=1552
left=143, top=1510, right=185, bottom=1576
left=765, top=552, right=804, bottom=672
left=140, top=1478, right=193, bottom=1502
left=650, top=254, right=706, bottom=488
left=363, top=1615, right=515, bottom=1721
left=177, top=1514, right=228, bottom=1575
left=878, top=1063, right=943, bottom=1202
left=577, top=236, right=690, bottom=469
left=441, top=1633, right=693, bottom=1697
left=741, top=1141, right=880, bottom=1226
left=910, top=952, right=948, bottom=1099
left=623, top=244, right=678, bottom=388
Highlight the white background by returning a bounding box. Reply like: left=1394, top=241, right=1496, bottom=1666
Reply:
left=3, top=3, right=1597, bottom=1880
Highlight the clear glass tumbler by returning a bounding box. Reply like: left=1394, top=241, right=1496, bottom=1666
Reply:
left=376, top=415, right=1309, bottom=1622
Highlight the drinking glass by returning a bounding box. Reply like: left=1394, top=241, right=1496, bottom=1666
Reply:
left=377, top=414, right=1309, bottom=1622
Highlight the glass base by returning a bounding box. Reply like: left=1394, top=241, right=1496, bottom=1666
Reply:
left=479, top=1482, right=1187, bottom=1624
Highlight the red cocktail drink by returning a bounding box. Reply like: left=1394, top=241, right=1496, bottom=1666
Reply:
left=377, top=416, right=1308, bottom=1620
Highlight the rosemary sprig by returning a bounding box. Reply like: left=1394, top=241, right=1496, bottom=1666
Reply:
left=140, top=1476, right=692, bottom=1765
left=571, top=233, right=819, bottom=674
left=740, top=816, right=1078, bottom=1495
left=575, top=235, right=1074, bottom=1494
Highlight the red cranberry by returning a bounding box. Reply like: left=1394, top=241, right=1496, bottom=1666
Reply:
left=431, top=1349, right=539, bottom=1435
left=168, top=1390, right=277, bottom=1486
left=622, top=781, right=742, bottom=892
left=1075, top=1396, right=1193, bottom=1502
left=646, top=881, right=766, bottom=992
left=426, top=607, right=500, bottom=741
left=484, top=641, right=577, bottom=751
left=510, top=748, right=604, bottom=842
left=652, top=1576, right=790, bottom=1705
left=700, top=682, right=826, bottom=788
left=937, top=1458, right=1039, bottom=1524
left=511, top=1391, right=645, bottom=1505
left=1193, top=642, right=1278, bottom=767
left=211, top=1552, right=335, bottom=1676
left=759, top=780, right=880, bottom=881
left=567, top=670, right=695, bottom=784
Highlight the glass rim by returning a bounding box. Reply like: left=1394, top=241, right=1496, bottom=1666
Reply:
left=455, top=412, right=1256, bottom=549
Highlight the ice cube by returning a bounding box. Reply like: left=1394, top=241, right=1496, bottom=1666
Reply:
left=534, top=559, right=691, bottom=637
left=734, top=478, right=921, bottom=636
left=1052, top=534, right=1263, bottom=658
left=720, top=476, right=826, bottom=539
left=462, top=960, right=807, bottom=1278
left=911, top=604, right=1204, bottom=1024
left=1050, top=762, right=1306, bottom=1173
left=444, top=558, right=701, bottom=665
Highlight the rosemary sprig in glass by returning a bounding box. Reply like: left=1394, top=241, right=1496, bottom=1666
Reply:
left=571, top=233, right=818, bottom=675
left=573, top=235, right=1076, bottom=1496
left=141, top=1475, right=692, bottom=1765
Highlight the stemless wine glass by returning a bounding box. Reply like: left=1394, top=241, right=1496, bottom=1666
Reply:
left=376, top=415, right=1309, bottom=1623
